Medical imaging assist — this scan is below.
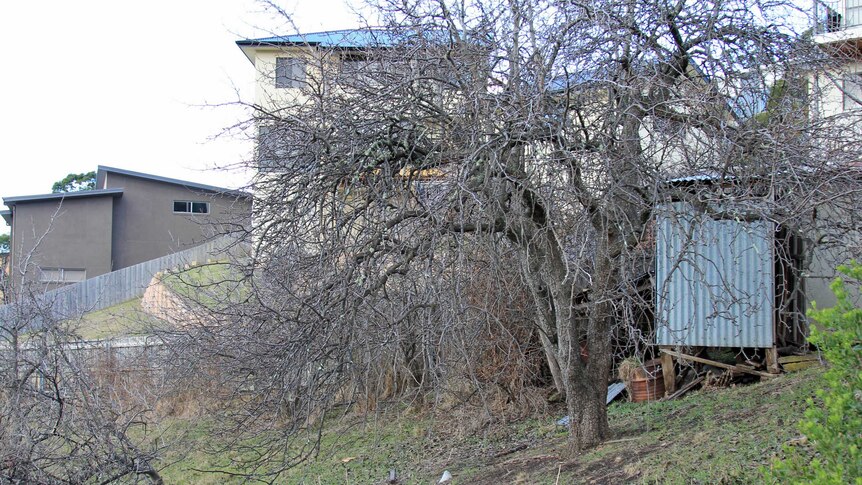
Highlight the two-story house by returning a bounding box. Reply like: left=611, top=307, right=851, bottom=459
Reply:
left=236, top=21, right=861, bottom=386
left=1, top=165, right=251, bottom=290
left=236, top=28, right=446, bottom=253
left=805, top=0, right=862, bottom=308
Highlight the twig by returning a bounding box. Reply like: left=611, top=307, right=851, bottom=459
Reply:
left=662, top=375, right=705, bottom=401
left=603, top=437, right=640, bottom=445
left=493, top=443, right=528, bottom=458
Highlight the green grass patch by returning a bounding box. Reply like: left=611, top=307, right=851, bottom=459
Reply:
left=157, top=411, right=430, bottom=484
left=556, top=367, right=825, bottom=484
left=71, top=298, right=164, bottom=340
left=151, top=368, right=825, bottom=484
left=160, top=262, right=248, bottom=309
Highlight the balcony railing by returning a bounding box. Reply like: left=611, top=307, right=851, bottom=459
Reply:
left=816, top=0, right=862, bottom=33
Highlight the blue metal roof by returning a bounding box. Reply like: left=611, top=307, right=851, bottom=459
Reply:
left=548, top=70, right=602, bottom=92
left=236, top=28, right=397, bottom=49
left=667, top=174, right=721, bottom=183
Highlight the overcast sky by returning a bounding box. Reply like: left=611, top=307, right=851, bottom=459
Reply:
left=0, top=0, right=364, bottom=232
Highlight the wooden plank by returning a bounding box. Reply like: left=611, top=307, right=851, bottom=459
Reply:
left=659, top=349, right=778, bottom=379
left=662, top=375, right=705, bottom=401
left=782, top=360, right=821, bottom=372
left=778, top=354, right=820, bottom=364
left=660, top=347, right=677, bottom=395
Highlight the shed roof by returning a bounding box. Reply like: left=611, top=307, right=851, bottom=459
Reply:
left=0, top=209, right=10, bottom=225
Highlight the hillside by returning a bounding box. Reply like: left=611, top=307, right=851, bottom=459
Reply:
left=157, top=367, right=823, bottom=484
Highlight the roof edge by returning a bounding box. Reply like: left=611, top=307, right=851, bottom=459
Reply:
left=3, top=188, right=124, bottom=206
left=97, top=166, right=251, bottom=198
left=236, top=27, right=380, bottom=45
left=235, top=27, right=395, bottom=50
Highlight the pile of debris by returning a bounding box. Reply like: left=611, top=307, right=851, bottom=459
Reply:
left=659, top=348, right=822, bottom=400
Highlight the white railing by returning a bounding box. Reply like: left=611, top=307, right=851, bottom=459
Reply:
left=817, top=0, right=862, bottom=33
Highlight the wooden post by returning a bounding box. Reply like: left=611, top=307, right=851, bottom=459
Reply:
left=765, top=346, right=780, bottom=374
left=660, top=346, right=677, bottom=395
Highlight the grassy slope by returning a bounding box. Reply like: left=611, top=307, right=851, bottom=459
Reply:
left=157, top=367, right=823, bottom=484
left=71, top=261, right=244, bottom=340
left=70, top=297, right=164, bottom=340
left=160, top=262, right=247, bottom=309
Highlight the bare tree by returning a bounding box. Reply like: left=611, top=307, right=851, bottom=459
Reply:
left=0, top=229, right=166, bottom=483
left=0, top=295, right=167, bottom=483
left=172, top=1, right=862, bottom=476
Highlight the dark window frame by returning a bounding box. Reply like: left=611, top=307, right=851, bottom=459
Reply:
left=38, top=267, right=86, bottom=283
left=843, top=72, right=862, bottom=111
left=275, top=57, right=306, bottom=89
left=173, top=200, right=210, bottom=214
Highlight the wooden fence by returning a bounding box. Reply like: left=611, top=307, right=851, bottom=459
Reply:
left=0, top=235, right=243, bottom=326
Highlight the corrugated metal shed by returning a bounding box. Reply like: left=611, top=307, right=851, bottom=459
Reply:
left=655, top=202, right=775, bottom=348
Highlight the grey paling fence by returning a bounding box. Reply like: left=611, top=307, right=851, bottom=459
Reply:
left=2, top=335, right=171, bottom=402
left=0, top=235, right=244, bottom=325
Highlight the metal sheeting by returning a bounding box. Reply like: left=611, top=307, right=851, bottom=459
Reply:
left=237, top=29, right=398, bottom=48
left=655, top=203, right=775, bottom=348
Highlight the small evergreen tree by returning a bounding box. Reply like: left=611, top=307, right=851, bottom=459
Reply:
left=51, top=171, right=96, bottom=193
left=766, top=263, right=862, bottom=484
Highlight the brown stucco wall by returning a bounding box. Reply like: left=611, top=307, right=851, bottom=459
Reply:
left=9, top=196, right=114, bottom=289
left=102, top=172, right=251, bottom=269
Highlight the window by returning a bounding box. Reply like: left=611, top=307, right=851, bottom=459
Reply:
left=843, top=72, right=862, bottom=111
left=275, top=57, right=306, bottom=89
left=339, top=52, right=371, bottom=75
left=173, top=201, right=209, bottom=214
left=257, top=124, right=288, bottom=172
left=39, top=267, right=86, bottom=283
left=731, top=74, right=769, bottom=119
left=849, top=0, right=862, bottom=28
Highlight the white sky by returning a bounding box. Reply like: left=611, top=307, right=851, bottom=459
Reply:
left=0, top=0, right=364, bottom=232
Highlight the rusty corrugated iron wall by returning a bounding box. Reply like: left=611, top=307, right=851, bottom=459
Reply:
left=655, top=202, right=775, bottom=348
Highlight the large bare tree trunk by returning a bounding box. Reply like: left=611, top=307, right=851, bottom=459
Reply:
left=570, top=248, right=616, bottom=448
left=513, top=206, right=616, bottom=448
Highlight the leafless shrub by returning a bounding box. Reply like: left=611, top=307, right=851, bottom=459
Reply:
left=0, top=290, right=165, bottom=483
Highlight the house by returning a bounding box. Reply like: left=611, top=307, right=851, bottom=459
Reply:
left=1, top=165, right=251, bottom=291
left=809, top=1, right=862, bottom=307
left=236, top=28, right=445, bottom=244
left=236, top=29, right=399, bottom=115
left=813, top=1, right=862, bottom=116
left=236, top=29, right=416, bottom=175
left=237, top=22, right=861, bottom=391
left=652, top=3, right=862, bottom=388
